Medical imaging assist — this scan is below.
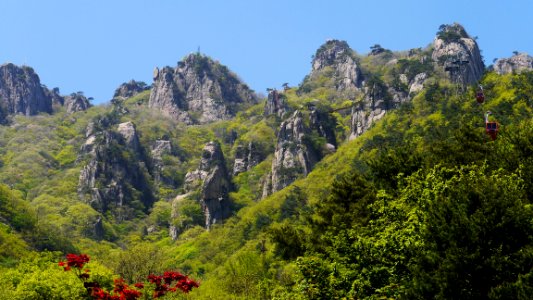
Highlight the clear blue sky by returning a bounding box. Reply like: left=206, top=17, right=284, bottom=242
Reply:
left=1, top=0, right=531, bottom=104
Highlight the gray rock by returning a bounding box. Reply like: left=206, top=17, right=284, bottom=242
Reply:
left=232, top=141, right=264, bottom=175
left=349, top=80, right=391, bottom=140
left=269, top=111, right=320, bottom=194
left=149, top=53, right=257, bottom=124
left=151, top=140, right=173, bottom=186
left=309, top=109, right=337, bottom=147
left=117, top=121, right=140, bottom=152
left=432, top=23, right=484, bottom=85
left=184, top=141, right=232, bottom=229
left=78, top=121, right=154, bottom=221
left=409, top=72, right=428, bottom=95
left=264, top=89, right=287, bottom=117
left=308, top=39, right=363, bottom=91
left=64, top=93, right=91, bottom=113
left=0, top=63, right=52, bottom=121
left=113, top=80, right=149, bottom=99
left=493, top=52, right=533, bottom=74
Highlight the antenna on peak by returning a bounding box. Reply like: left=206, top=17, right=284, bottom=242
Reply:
left=197, top=46, right=201, bottom=55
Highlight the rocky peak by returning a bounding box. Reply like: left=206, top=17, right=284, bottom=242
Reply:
left=493, top=52, right=533, bottom=74
left=149, top=53, right=257, bottom=124
left=64, top=92, right=92, bottom=113
left=113, top=80, right=150, bottom=99
left=184, top=141, right=232, bottom=229
left=307, top=39, right=363, bottom=91
left=432, top=23, right=484, bottom=85
left=264, top=89, right=288, bottom=118
left=0, top=63, right=52, bottom=120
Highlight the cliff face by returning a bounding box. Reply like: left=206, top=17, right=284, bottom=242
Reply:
left=149, top=53, right=257, bottom=124
left=184, top=141, right=232, bottom=229
left=78, top=120, right=154, bottom=221
left=233, top=141, right=264, bottom=175
left=493, top=53, right=533, bottom=75
left=264, top=89, right=288, bottom=118
left=264, top=111, right=321, bottom=196
left=0, top=63, right=52, bottom=120
left=432, top=23, right=485, bottom=85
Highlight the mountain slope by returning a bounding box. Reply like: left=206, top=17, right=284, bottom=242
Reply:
left=0, top=23, right=532, bottom=299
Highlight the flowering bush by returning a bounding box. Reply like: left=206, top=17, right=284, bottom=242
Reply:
left=58, top=253, right=199, bottom=299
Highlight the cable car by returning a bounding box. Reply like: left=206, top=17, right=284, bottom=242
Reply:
left=476, top=85, right=485, bottom=104
left=485, top=111, right=499, bottom=141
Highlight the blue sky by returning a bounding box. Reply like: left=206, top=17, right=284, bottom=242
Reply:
left=1, top=0, right=531, bottom=104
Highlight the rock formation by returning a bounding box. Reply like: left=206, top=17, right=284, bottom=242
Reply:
left=264, top=89, right=288, bottom=117
left=309, top=108, right=337, bottom=148
left=432, top=23, right=484, bottom=85
left=493, top=52, right=533, bottom=74
left=301, top=39, right=363, bottom=93
left=149, top=53, right=257, bottom=124
left=0, top=63, right=52, bottom=121
left=349, top=78, right=392, bottom=140
left=78, top=120, right=154, bottom=221
left=64, top=93, right=92, bottom=113
left=151, top=140, right=173, bottom=186
left=265, top=111, right=321, bottom=195
left=233, top=141, right=263, bottom=175
left=113, top=80, right=150, bottom=99
left=184, top=141, right=232, bottom=229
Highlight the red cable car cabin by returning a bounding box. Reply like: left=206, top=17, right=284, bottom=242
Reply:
left=476, top=92, right=485, bottom=104
left=485, top=121, right=499, bottom=141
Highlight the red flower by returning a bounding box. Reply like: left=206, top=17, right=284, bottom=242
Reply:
left=133, top=282, right=144, bottom=289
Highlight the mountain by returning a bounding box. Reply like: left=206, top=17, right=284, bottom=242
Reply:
left=149, top=53, right=258, bottom=124
left=1, top=23, right=533, bottom=299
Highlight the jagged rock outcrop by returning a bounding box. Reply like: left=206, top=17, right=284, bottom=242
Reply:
left=113, top=80, right=150, bottom=99
left=408, top=72, right=428, bottom=95
left=64, top=93, right=92, bottom=113
left=0, top=63, right=52, bottom=121
left=266, top=111, right=321, bottom=195
left=149, top=53, right=257, bottom=124
left=264, top=89, right=288, bottom=117
left=184, top=141, right=231, bottom=229
left=309, top=109, right=337, bottom=148
left=78, top=121, right=154, bottom=221
left=117, top=121, right=141, bottom=152
left=151, top=139, right=180, bottom=188
left=302, top=40, right=363, bottom=93
left=233, top=141, right=264, bottom=175
left=493, top=53, right=533, bottom=74
left=432, top=23, right=484, bottom=85
left=46, top=87, right=65, bottom=107
left=349, top=79, right=393, bottom=140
